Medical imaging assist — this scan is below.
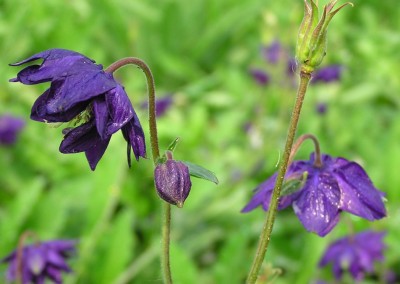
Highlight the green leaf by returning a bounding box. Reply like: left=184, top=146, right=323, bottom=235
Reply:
left=281, top=171, right=308, bottom=196
left=182, top=161, right=219, bottom=185
left=167, top=137, right=180, bottom=152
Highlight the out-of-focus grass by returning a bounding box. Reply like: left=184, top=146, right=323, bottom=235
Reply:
left=0, top=0, right=399, bottom=283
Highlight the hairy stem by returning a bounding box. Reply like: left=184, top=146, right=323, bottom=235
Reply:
left=16, top=231, right=38, bottom=284
left=246, top=70, right=312, bottom=284
left=106, top=58, right=172, bottom=283
left=288, top=133, right=322, bottom=167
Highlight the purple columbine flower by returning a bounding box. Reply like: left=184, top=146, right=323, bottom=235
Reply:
left=262, top=40, right=282, bottom=64
left=249, top=69, right=270, bottom=86
left=9, top=49, right=146, bottom=170
left=242, top=153, right=386, bottom=236
left=0, top=115, right=25, bottom=145
left=154, top=159, right=192, bottom=207
left=141, top=95, right=173, bottom=117
left=287, top=57, right=298, bottom=77
left=319, top=231, right=386, bottom=282
left=1, top=239, right=76, bottom=284
left=316, top=102, right=328, bottom=115
left=311, top=65, right=342, bottom=83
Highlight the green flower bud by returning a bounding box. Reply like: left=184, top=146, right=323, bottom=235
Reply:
left=296, top=0, right=353, bottom=73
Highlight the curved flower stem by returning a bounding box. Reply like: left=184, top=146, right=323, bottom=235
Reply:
left=16, top=231, right=39, bottom=284
left=106, top=58, right=172, bottom=284
left=246, top=70, right=312, bottom=284
left=288, top=133, right=322, bottom=167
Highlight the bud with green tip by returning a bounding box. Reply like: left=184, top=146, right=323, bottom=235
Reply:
left=296, top=0, right=353, bottom=73
left=154, top=154, right=192, bottom=208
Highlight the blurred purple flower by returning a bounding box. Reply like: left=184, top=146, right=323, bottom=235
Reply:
left=319, top=231, right=386, bottom=281
left=1, top=239, right=76, bottom=284
left=311, top=65, right=342, bottom=83
left=242, top=153, right=386, bottom=236
left=141, top=95, right=173, bottom=117
left=9, top=49, right=146, bottom=170
left=287, top=57, right=298, bottom=77
left=262, top=40, right=282, bottom=64
left=316, top=103, right=328, bottom=115
left=249, top=69, right=270, bottom=86
left=0, top=115, right=25, bottom=145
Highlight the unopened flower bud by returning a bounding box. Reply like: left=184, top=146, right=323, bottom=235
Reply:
left=296, top=0, right=353, bottom=73
left=154, top=160, right=192, bottom=207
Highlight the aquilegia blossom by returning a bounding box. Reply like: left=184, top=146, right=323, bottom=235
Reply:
left=9, top=49, right=146, bottom=170
left=242, top=153, right=386, bottom=236
left=262, top=40, right=282, bottom=64
left=141, top=95, right=173, bottom=117
left=0, top=114, right=25, bottom=145
left=319, top=231, right=386, bottom=282
left=250, top=69, right=270, bottom=86
left=311, top=65, right=342, bottom=84
left=1, top=239, right=76, bottom=284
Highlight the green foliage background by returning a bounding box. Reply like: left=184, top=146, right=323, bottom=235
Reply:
left=0, top=0, right=399, bottom=283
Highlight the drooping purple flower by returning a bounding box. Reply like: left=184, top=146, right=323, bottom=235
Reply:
left=249, top=69, right=270, bottom=86
left=0, top=115, right=25, bottom=145
left=141, top=95, right=173, bottom=117
left=319, top=231, right=386, bottom=281
left=1, top=239, right=76, bottom=284
left=9, top=49, right=146, bottom=170
left=287, top=57, right=298, bottom=77
left=262, top=40, right=282, bottom=64
left=311, top=65, right=342, bottom=84
left=316, top=102, right=328, bottom=115
left=154, top=159, right=192, bottom=207
left=242, top=153, right=387, bottom=236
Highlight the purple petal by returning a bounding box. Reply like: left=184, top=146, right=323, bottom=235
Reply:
left=85, top=136, right=111, bottom=171
left=93, top=97, right=109, bottom=139
left=45, top=266, right=63, bottom=284
left=121, top=113, right=146, bottom=166
left=335, top=159, right=386, bottom=220
left=46, top=250, right=71, bottom=271
left=44, top=72, right=116, bottom=115
left=30, top=87, right=87, bottom=123
left=292, top=172, right=341, bottom=236
left=59, top=121, right=99, bottom=153
left=104, top=84, right=134, bottom=135
left=9, top=49, right=98, bottom=85
left=26, top=246, right=46, bottom=275
left=311, top=65, right=342, bottom=84
left=45, top=240, right=77, bottom=253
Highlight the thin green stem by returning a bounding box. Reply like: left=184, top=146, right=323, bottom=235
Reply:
left=246, top=70, right=312, bottom=284
left=106, top=58, right=172, bottom=284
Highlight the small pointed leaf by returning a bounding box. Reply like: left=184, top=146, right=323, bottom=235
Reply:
left=182, top=161, right=219, bottom=185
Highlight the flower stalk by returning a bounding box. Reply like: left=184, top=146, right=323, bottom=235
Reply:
left=246, top=70, right=311, bottom=284
left=288, top=133, right=322, bottom=167
left=106, top=58, right=172, bottom=284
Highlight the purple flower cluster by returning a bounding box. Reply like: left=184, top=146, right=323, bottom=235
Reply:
left=1, top=240, right=76, bottom=284
left=10, top=49, right=146, bottom=170
left=319, top=231, right=386, bottom=281
left=0, top=115, right=25, bottom=145
left=242, top=153, right=386, bottom=236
